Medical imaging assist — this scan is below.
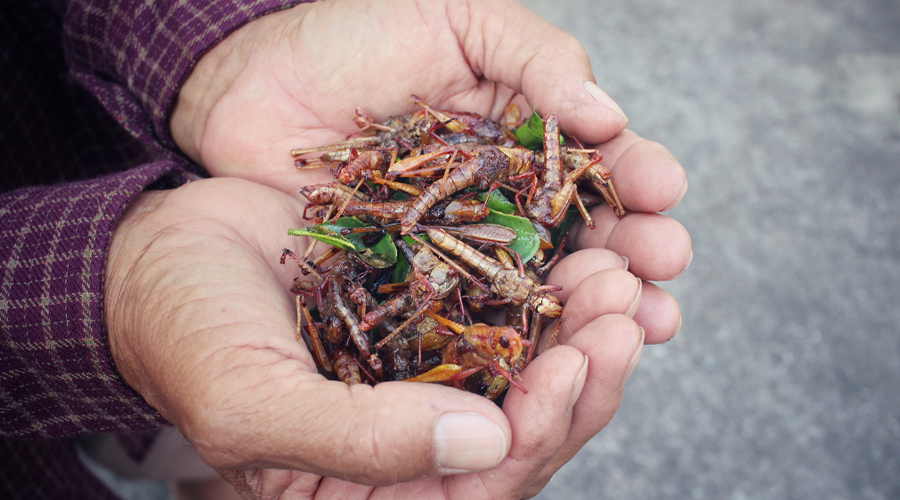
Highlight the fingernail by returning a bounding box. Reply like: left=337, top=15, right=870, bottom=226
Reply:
left=621, top=327, right=645, bottom=387
left=625, top=278, right=642, bottom=318
left=566, top=355, right=590, bottom=414
left=673, top=315, right=682, bottom=338
left=620, top=254, right=630, bottom=271
left=434, top=413, right=507, bottom=472
left=664, top=177, right=688, bottom=211
left=584, top=81, right=628, bottom=123
left=679, top=249, right=693, bottom=277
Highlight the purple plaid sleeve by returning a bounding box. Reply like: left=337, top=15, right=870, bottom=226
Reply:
left=0, top=162, right=189, bottom=439
left=2, top=0, right=318, bottom=496
left=59, top=0, right=309, bottom=151
left=0, top=0, right=319, bottom=440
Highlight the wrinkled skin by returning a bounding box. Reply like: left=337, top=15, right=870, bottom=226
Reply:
left=106, top=0, right=694, bottom=498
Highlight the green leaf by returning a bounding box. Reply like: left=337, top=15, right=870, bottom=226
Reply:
left=476, top=190, right=517, bottom=214
left=483, top=211, right=540, bottom=262
left=289, top=217, right=397, bottom=269
left=288, top=226, right=358, bottom=252
left=513, top=109, right=544, bottom=150
left=393, top=249, right=411, bottom=283
left=359, top=234, right=397, bottom=268
left=324, top=217, right=366, bottom=246
left=512, top=109, right=563, bottom=150
left=550, top=207, right=581, bottom=249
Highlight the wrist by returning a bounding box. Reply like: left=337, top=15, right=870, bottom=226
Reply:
left=104, top=190, right=168, bottom=395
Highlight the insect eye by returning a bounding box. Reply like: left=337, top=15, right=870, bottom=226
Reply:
left=499, top=336, right=510, bottom=348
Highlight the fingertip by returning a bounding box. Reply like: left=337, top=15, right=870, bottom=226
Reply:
left=446, top=345, right=585, bottom=498
left=562, top=313, right=641, bottom=414
left=632, top=281, right=682, bottom=344
left=583, top=80, right=628, bottom=126
left=607, top=213, right=692, bottom=281
left=545, top=248, right=628, bottom=302
left=509, top=344, right=587, bottom=404
left=500, top=344, right=586, bottom=452
left=531, top=78, right=629, bottom=145
left=610, top=139, right=687, bottom=213
left=521, top=314, right=643, bottom=490
left=663, top=176, right=688, bottom=212
left=434, top=412, right=510, bottom=473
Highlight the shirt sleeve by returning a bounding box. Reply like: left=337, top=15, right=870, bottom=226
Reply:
left=0, top=0, right=314, bottom=440
left=0, top=162, right=190, bottom=439
left=57, top=0, right=310, bottom=152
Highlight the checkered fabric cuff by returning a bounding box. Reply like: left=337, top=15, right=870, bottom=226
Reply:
left=0, top=162, right=188, bottom=439
left=61, top=0, right=308, bottom=151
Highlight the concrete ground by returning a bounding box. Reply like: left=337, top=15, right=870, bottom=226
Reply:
left=522, top=0, right=900, bottom=499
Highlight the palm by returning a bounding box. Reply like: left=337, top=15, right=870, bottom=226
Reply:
left=195, top=0, right=511, bottom=193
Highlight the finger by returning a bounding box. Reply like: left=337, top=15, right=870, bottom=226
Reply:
left=445, top=345, right=589, bottom=500
left=217, top=468, right=321, bottom=500
left=590, top=130, right=688, bottom=214
left=525, top=314, right=643, bottom=497
left=571, top=211, right=692, bottom=282
left=546, top=254, right=680, bottom=345
left=634, top=281, right=682, bottom=344
left=447, top=0, right=628, bottom=142
left=544, top=267, right=642, bottom=345
left=544, top=248, right=629, bottom=303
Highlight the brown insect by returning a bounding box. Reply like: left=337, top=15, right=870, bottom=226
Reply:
left=399, top=146, right=535, bottom=234
left=403, top=312, right=530, bottom=394
left=523, top=114, right=598, bottom=228
left=565, top=149, right=625, bottom=218
left=283, top=97, right=604, bottom=400
left=425, top=228, right=563, bottom=318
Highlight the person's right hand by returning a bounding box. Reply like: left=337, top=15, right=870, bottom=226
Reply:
left=104, top=177, right=653, bottom=499
left=170, top=0, right=631, bottom=195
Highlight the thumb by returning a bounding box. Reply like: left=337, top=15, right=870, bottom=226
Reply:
left=449, top=0, right=628, bottom=142
left=188, top=357, right=512, bottom=485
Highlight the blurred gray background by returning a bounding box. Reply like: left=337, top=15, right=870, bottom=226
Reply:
left=522, top=0, right=900, bottom=499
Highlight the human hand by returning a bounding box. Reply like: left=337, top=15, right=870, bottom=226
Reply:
left=169, top=0, right=631, bottom=194
left=104, top=177, right=657, bottom=499
left=163, top=0, right=691, bottom=494
left=168, top=0, right=690, bottom=341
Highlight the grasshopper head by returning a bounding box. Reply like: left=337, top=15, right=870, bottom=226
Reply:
left=493, top=326, right=526, bottom=362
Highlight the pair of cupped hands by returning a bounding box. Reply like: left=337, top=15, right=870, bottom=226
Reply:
left=105, top=1, right=691, bottom=498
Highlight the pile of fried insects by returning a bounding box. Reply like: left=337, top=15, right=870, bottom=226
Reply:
left=283, top=96, right=624, bottom=401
